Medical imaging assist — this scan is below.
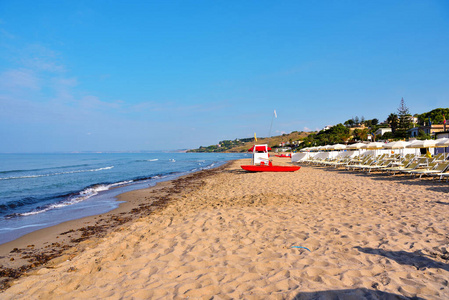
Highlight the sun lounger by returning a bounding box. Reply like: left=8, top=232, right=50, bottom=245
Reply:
left=437, top=172, right=449, bottom=182
left=345, top=154, right=374, bottom=169
left=397, top=158, right=428, bottom=175
left=426, top=161, right=449, bottom=180
left=381, top=158, right=414, bottom=175
left=405, top=161, right=439, bottom=178
left=326, top=156, right=353, bottom=168
left=356, top=154, right=387, bottom=171
left=347, top=158, right=375, bottom=171
left=382, top=157, right=424, bottom=175
left=360, top=159, right=392, bottom=173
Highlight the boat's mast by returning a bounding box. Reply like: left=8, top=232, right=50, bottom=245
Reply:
left=268, top=109, right=277, bottom=148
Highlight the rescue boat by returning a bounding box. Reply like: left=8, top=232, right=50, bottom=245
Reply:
left=241, top=144, right=300, bottom=172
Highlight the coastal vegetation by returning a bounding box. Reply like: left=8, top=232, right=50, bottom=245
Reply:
left=189, top=138, right=255, bottom=153
left=188, top=132, right=311, bottom=153
left=189, top=102, right=449, bottom=152
left=416, top=108, right=449, bottom=125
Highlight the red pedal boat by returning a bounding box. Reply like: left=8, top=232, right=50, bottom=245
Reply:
left=242, top=144, right=301, bottom=172
left=275, top=154, right=291, bottom=158
left=241, top=165, right=300, bottom=172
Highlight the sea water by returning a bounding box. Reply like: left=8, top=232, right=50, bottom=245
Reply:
left=0, top=152, right=248, bottom=244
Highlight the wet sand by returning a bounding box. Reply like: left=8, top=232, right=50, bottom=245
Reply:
left=2, top=157, right=449, bottom=299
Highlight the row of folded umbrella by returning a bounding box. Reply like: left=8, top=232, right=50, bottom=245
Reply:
left=300, top=138, right=449, bottom=152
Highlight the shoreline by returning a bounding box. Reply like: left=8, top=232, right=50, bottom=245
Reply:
left=2, top=157, right=449, bottom=298
left=0, top=161, right=234, bottom=288
left=0, top=152, right=241, bottom=246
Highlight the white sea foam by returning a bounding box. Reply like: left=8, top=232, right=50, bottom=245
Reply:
left=200, top=163, right=216, bottom=170
left=17, top=180, right=133, bottom=217
left=0, top=166, right=114, bottom=180
left=0, top=223, right=47, bottom=231
left=147, top=159, right=159, bottom=162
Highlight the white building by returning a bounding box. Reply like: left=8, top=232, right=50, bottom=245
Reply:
left=374, top=128, right=392, bottom=136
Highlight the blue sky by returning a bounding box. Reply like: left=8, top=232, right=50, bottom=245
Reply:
left=1, top=1, right=448, bottom=152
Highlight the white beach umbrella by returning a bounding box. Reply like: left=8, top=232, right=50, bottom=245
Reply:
left=332, top=144, right=347, bottom=151
left=383, top=141, right=410, bottom=149
left=347, top=142, right=366, bottom=150
left=435, top=138, right=449, bottom=147
left=406, top=140, right=420, bottom=156
left=407, top=140, right=437, bottom=156
left=347, top=142, right=365, bottom=156
left=364, top=142, right=385, bottom=150
left=435, top=138, right=449, bottom=156
left=406, top=140, right=422, bottom=149
left=363, top=142, right=385, bottom=156
left=384, top=141, right=410, bottom=157
left=406, top=140, right=437, bottom=148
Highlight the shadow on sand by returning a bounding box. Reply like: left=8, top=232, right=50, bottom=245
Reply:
left=317, top=166, right=449, bottom=194
left=293, top=288, right=424, bottom=300
left=355, top=246, right=449, bottom=272
left=436, top=200, right=449, bottom=205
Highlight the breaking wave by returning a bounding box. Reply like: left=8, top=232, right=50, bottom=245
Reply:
left=8, top=180, right=133, bottom=217
left=0, top=166, right=114, bottom=181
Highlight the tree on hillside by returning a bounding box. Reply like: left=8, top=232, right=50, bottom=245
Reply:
left=359, top=128, right=369, bottom=140
left=387, top=113, right=399, bottom=134
left=352, top=129, right=361, bottom=141
left=382, top=131, right=394, bottom=140
left=344, top=119, right=354, bottom=127
left=352, top=128, right=369, bottom=141
left=395, top=98, right=412, bottom=139
left=300, top=123, right=350, bottom=147
left=416, top=108, right=449, bottom=125
left=417, top=129, right=431, bottom=140
left=361, top=118, right=379, bottom=128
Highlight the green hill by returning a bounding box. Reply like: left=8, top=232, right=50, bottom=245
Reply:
left=188, top=131, right=312, bottom=153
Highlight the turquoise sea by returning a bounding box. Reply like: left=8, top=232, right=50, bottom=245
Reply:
left=0, top=152, right=248, bottom=244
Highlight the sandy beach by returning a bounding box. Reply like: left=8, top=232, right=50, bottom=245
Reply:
left=1, top=157, right=449, bottom=299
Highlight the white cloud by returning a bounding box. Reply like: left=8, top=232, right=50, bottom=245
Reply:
left=128, top=101, right=169, bottom=113
left=0, top=69, right=39, bottom=90
left=47, top=77, right=78, bottom=103
left=0, top=28, right=15, bottom=39
left=78, top=95, right=122, bottom=110
left=20, top=44, right=65, bottom=73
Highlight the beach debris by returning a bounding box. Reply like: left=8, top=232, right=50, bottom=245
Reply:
left=60, top=229, right=75, bottom=235
left=0, top=166, right=221, bottom=292
left=292, top=246, right=311, bottom=252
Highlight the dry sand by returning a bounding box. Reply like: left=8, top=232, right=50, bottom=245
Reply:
left=2, top=157, right=449, bottom=299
